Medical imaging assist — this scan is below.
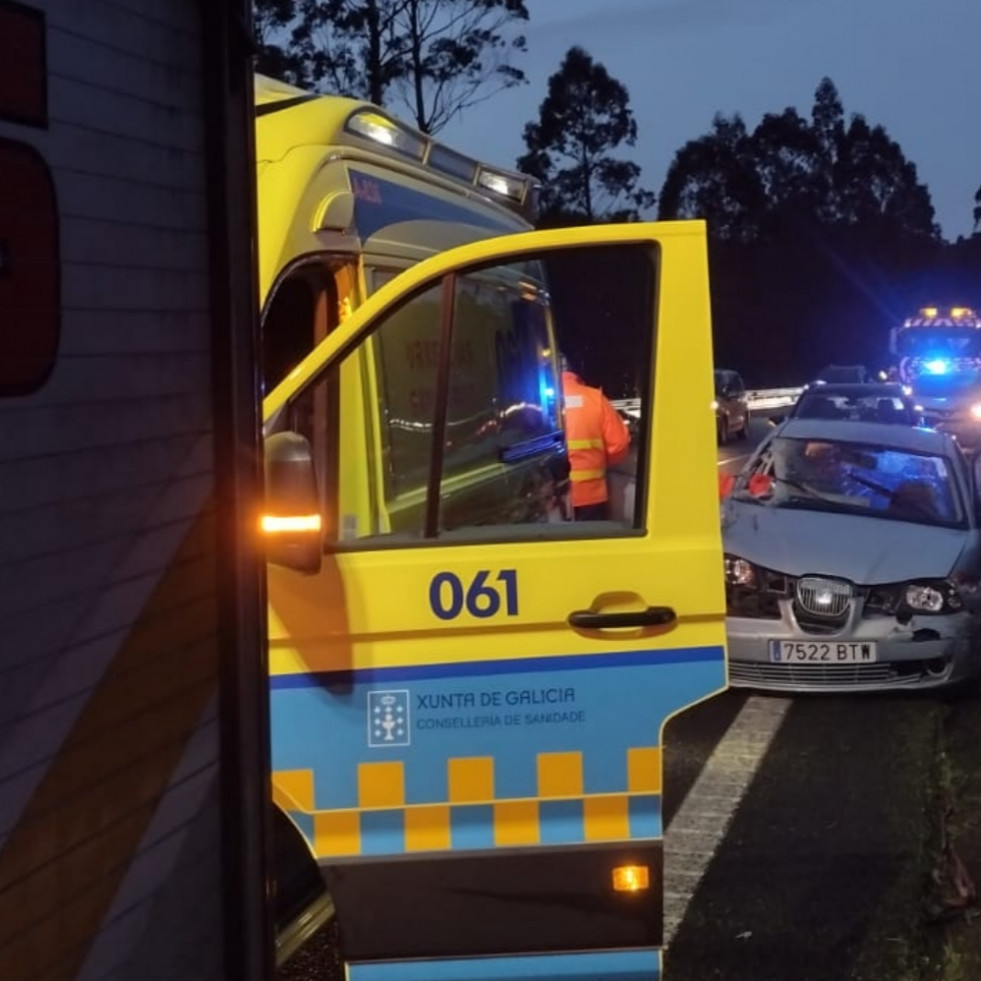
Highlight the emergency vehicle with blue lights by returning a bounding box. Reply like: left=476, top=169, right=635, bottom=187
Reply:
left=891, top=306, right=981, bottom=444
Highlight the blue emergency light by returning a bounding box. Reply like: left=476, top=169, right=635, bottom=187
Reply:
left=926, top=358, right=950, bottom=375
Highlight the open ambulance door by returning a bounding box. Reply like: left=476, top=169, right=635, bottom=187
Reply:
left=261, top=221, right=727, bottom=981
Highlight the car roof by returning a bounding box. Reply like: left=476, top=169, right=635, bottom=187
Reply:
left=800, top=383, right=907, bottom=398
left=776, top=418, right=958, bottom=455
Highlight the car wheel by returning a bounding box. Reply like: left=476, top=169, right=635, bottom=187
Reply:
left=717, top=416, right=729, bottom=445
left=737, top=416, right=749, bottom=440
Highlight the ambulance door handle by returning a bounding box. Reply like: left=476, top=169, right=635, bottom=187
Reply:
left=567, top=606, right=676, bottom=629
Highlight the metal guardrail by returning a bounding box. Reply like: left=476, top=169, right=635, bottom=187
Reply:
left=611, top=388, right=804, bottom=418
left=744, top=388, right=804, bottom=411
left=611, top=398, right=642, bottom=418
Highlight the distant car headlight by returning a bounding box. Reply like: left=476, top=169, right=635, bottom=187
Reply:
left=904, top=580, right=963, bottom=614
left=724, top=555, right=756, bottom=587
left=970, top=402, right=981, bottom=420
left=710, top=399, right=719, bottom=411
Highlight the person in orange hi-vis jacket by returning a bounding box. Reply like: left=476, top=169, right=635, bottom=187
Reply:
left=560, top=354, right=631, bottom=520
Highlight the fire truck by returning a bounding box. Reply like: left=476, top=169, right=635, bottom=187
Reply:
left=890, top=306, right=981, bottom=444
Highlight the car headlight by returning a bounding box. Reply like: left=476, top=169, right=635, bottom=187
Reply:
left=904, top=580, right=963, bottom=614
left=970, top=402, right=981, bottom=420
left=724, top=555, right=756, bottom=587
left=904, top=583, right=944, bottom=612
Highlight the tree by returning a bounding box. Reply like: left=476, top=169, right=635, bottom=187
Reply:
left=834, top=113, right=937, bottom=238
left=392, top=0, right=529, bottom=133
left=517, top=47, right=654, bottom=225
left=658, top=113, right=766, bottom=242
left=974, top=181, right=981, bottom=233
left=254, top=0, right=529, bottom=134
left=287, top=0, right=404, bottom=102
left=659, top=77, right=938, bottom=243
left=254, top=0, right=309, bottom=84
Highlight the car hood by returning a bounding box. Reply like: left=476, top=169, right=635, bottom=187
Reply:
left=722, top=502, right=970, bottom=583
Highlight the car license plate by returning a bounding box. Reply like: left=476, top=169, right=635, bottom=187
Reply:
left=769, top=640, right=877, bottom=664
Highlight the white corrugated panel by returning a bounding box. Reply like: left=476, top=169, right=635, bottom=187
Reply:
left=0, top=3, right=257, bottom=980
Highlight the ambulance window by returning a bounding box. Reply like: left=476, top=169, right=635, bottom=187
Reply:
left=441, top=275, right=516, bottom=480
left=436, top=245, right=654, bottom=538
left=373, top=284, right=444, bottom=502
left=291, top=282, right=443, bottom=543
left=367, top=266, right=405, bottom=294
left=289, top=242, right=657, bottom=549
left=262, top=267, right=339, bottom=393
left=438, top=268, right=562, bottom=530
left=262, top=278, right=315, bottom=392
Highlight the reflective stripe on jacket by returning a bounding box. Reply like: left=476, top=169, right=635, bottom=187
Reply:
left=561, top=370, right=630, bottom=507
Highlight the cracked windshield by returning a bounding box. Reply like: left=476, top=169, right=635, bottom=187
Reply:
left=3, top=3, right=981, bottom=981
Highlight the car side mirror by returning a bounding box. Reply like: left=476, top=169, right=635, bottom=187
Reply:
left=261, top=431, right=323, bottom=574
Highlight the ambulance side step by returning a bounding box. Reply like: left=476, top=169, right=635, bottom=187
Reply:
left=325, top=842, right=663, bottom=960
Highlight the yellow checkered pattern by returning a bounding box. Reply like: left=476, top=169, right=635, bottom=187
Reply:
left=273, top=747, right=662, bottom=857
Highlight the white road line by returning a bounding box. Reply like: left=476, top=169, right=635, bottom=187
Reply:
left=663, top=695, right=792, bottom=945
left=717, top=454, right=750, bottom=468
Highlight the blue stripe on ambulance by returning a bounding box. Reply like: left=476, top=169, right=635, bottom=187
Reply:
left=271, top=645, right=723, bottom=856
left=347, top=948, right=661, bottom=981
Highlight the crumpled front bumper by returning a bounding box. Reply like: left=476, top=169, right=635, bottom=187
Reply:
left=727, top=598, right=981, bottom=693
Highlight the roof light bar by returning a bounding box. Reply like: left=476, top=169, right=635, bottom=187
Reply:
left=343, top=107, right=537, bottom=220
left=427, top=143, right=478, bottom=182
left=903, top=305, right=981, bottom=328
left=345, top=109, right=426, bottom=160
left=477, top=167, right=527, bottom=204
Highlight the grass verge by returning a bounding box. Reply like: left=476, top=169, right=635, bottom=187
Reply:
left=933, top=693, right=981, bottom=980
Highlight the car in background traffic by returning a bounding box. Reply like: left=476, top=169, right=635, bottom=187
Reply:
left=812, top=364, right=869, bottom=385
left=772, top=382, right=923, bottom=427
left=714, top=369, right=749, bottom=444
left=721, top=419, right=981, bottom=693
left=616, top=408, right=641, bottom=447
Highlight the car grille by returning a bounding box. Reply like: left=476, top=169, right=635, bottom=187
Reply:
left=796, top=577, right=852, bottom=618
left=729, top=661, right=915, bottom=688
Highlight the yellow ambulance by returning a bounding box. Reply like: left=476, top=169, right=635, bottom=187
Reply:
left=256, top=74, right=726, bottom=981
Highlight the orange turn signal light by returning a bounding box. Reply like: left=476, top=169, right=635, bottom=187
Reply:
left=260, top=514, right=322, bottom=534
left=612, top=864, right=650, bottom=893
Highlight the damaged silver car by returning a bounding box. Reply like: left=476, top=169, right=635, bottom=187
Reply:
left=722, top=419, right=981, bottom=693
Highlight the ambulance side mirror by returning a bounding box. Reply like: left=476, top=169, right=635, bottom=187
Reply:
left=261, top=431, right=323, bottom=574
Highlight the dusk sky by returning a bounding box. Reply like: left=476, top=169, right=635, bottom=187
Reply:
left=437, top=0, right=980, bottom=241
